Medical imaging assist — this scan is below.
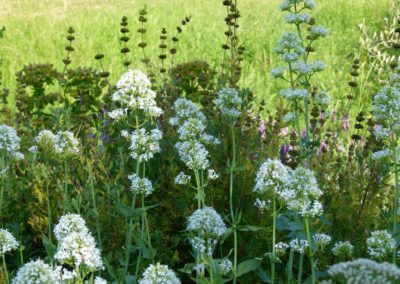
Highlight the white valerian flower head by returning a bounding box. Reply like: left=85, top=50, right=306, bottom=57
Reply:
left=371, top=149, right=391, bottom=161
left=139, top=263, right=181, bottom=284
left=0, top=228, right=19, bottom=256
left=55, top=266, right=77, bottom=282
left=12, top=259, right=61, bottom=284
left=207, top=169, right=219, bottom=180
left=310, top=26, right=328, bottom=38
left=110, top=69, right=162, bottom=119
left=175, top=141, right=210, bottom=170
left=253, top=159, right=291, bottom=200
left=282, top=112, right=296, bottom=123
left=169, top=99, right=206, bottom=127
left=28, top=146, right=38, bottom=154
left=275, top=242, right=290, bottom=257
left=279, top=0, right=316, bottom=11
left=187, top=207, right=227, bottom=239
left=285, top=166, right=323, bottom=217
left=128, top=174, right=154, bottom=196
left=254, top=198, right=269, bottom=213
left=0, top=124, right=24, bottom=161
left=54, top=214, right=89, bottom=242
left=314, top=91, right=331, bottom=107
left=93, top=276, right=108, bottom=284
left=290, top=239, right=309, bottom=253
left=55, top=231, right=103, bottom=271
left=190, top=237, right=217, bottom=256
left=127, top=128, right=162, bottom=162
left=373, top=84, right=400, bottom=134
left=332, top=241, right=354, bottom=258
left=274, top=32, right=305, bottom=63
left=120, top=130, right=129, bottom=138
left=280, top=88, right=308, bottom=100
left=313, top=233, right=331, bottom=250
left=285, top=13, right=311, bottom=25
left=175, top=172, right=191, bottom=185
left=219, top=259, right=233, bottom=275
left=108, top=108, right=127, bottom=121
left=54, top=131, right=80, bottom=157
left=35, top=130, right=57, bottom=147
left=36, top=130, right=80, bottom=157
left=367, top=230, right=396, bottom=261
left=326, top=259, right=400, bottom=283
left=214, top=87, right=242, bottom=120
left=271, top=66, right=285, bottom=78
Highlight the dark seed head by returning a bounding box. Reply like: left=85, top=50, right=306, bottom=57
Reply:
left=95, top=54, right=104, bottom=60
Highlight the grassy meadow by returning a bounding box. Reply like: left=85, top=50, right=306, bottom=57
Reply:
left=0, top=0, right=391, bottom=109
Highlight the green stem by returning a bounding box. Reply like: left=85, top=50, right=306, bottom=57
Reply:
left=2, top=255, right=9, bottom=284
left=0, top=156, right=6, bottom=221
left=89, top=164, right=102, bottom=249
left=229, top=125, right=238, bottom=284
left=63, top=159, right=69, bottom=213
left=125, top=114, right=141, bottom=280
left=288, top=249, right=294, bottom=284
left=271, top=198, right=276, bottom=284
left=304, top=218, right=316, bottom=284
left=304, top=96, right=311, bottom=169
left=393, top=140, right=399, bottom=265
left=194, top=170, right=203, bottom=208
left=45, top=177, right=52, bottom=240
left=297, top=253, right=304, bottom=284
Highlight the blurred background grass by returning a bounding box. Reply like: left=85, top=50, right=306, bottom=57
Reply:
left=0, top=0, right=391, bottom=109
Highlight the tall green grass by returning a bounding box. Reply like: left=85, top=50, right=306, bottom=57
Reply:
left=0, top=0, right=391, bottom=108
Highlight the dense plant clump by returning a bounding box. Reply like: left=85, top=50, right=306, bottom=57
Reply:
left=0, top=0, right=399, bottom=283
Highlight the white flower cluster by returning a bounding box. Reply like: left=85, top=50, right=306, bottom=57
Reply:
left=285, top=13, right=310, bottom=24
left=109, top=69, right=162, bottom=120
left=289, top=238, right=309, bottom=253
left=314, top=91, right=331, bottom=107
left=254, top=160, right=323, bottom=217
left=54, top=214, right=89, bottom=241
left=170, top=99, right=219, bottom=172
left=12, top=259, right=61, bottom=284
left=169, top=99, right=206, bottom=127
left=175, top=172, right=191, bottom=185
left=313, top=233, right=331, bottom=249
left=12, top=260, right=81, bottom=283
left=275, top=242, right=290, bottom=256
left=54, top=214, right=103, bottom=271
left=367, top=230, right=396, bottom=261
left=280, top=88, right=308, bottom=100
left=93, top=277, right=108, bottom=284
left=253, top=159, right=291, bottom=198
left=0, top=228, right=19, bottom=256
left=125, top=128, right=162, bottom=162
left=187, top=207, right=227, bottom=239
left=310, top=26, right=328, bottom=38
left=213, top=87, right=242, bottom=120
left=279, top=0, right=316, bottom=11
left=0, top=124, right=24, bottom=161
left=274, top=32, right=305, bottom=63
left=139, top=263, right=181, bottom=284
left=332, top=241, right=354, bottom=258
left=291, top=61, right=326, bottom=75
left=326, top=259, right=400, bottom=283
left=219, top=259, right=233, bottom=275
left=35, top=130, right=79, bottom=157
left=371, top=149, right=391, bottom=161
left=128, top=173, right=154, bottom=196
left=373, top=84, right=400, bottom=137
left=285, top=166, right=323, bottom=217
left=190, top=236, right=217, bottom=257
